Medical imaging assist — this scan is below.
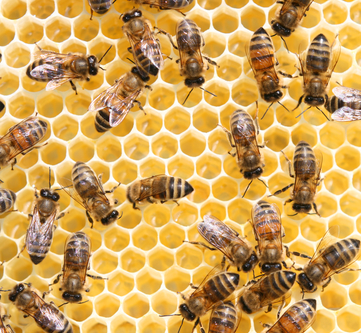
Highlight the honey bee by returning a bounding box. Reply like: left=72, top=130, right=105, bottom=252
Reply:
left=297, top=227, right=361, bottom=294
left=88, top=0, right=113, bottom=20
left=293, top=33, right=340, bottom=117
left=89, top=67, right=151, bottom=133
left=325, top=86, right=361, bottom=121
left=271, top=0, right=314, bottom=38
left=0, top=305, right=15, bottom=333
left=127, top=175, right=194, bottom=210
left=50, top=231, right=107, bottom=303
left=219, top=109, right=266, bottom=197
left=64, top=162, right=120, bottom=228
left=188, top=215, right=258, bottom=272
left=7, top=283, right=73, bottom=333
left=0, top=188, right=16, bottom=215
left=19, top=168, right=63, bottom=265
left=262, top=299, right=317, bottom=333
left=133, top=0, right=194, bottom=14
left=208, top=301, right=240, bottom=333
left=237, top=270, right=296, bottom=316
left=161, top=18, right=217, bottom=104
left=0, top=116, right=47, bottom=171
left=177, top=266, right=240, bottom=333
left=247, top=27, right=289, bottom=117
left=26, top=44, right=112, bottom=95
left=269, top=141, right=322, bottom=216
left=122, top=9, right=163, bottom=80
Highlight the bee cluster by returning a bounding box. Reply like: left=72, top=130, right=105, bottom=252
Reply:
left=0, top=0, right=360, bottom=333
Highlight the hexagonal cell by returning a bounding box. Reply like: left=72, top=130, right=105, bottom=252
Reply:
left=203, top=32, right=226, bottom=58
left=197, top=0, right=221, bottom=10
left=73, top=15, right=99, bottom=42
left=45, top=16, right=71, bottom=43
left=180, top=130, right=206, bottom=157
left=204, top=81, right=230, bottom=107
left=200, top=200, right=227, bottom=222
left=136, top=267, right=162, bottom=295
left=227, top=198, right=252, bottom=224
left=0, top=236, right=17, bottom=262
left=212, top=176, right=238, bottom=201
left=340, top=191, right=361, bottom=217
left=5, top=42, right=30, bottom=68
left=187, top=178, right=210, bottom=203
left=315, top=193, right=337, bottom=218
left=0, top=167, right=27, bottom=193
left=164, top=107, right=191, bottom=135
left=335, top=146, right=360, bottom=171
left=216, top=55, right=242, bottom=82
left=81, top=319, right=106, bottom=333
left=132, top=223, right=158, bottom=251
left=322, top=0, right=346, bottom=25
left=0, top=69, right=19, bottom=95
left=123, top=134, right=149, bottom=160
left=193, top=105, right=218, bottom=133
left=29, top=0, right=55, bottom=19
left=1, top=0, right=26, bottom=19
left=113, top=159, right=138, bottom=185
left=264, top=126, right=290, bottom=152
left=167, top=154, right=194, bottom=179
left=172, top=202, right=198, bottom=227
left=96, top=135, right=121, bottom=162
left=228, top=30, right=252, bottom=58
left=176, top=244, right=202, bottom=270
left=6, top=256, right=32, bottom=281
left=53, top=114, right=78, bottom=141
left=92, top=250, right=118, bottom=274
left=135, top=108, right=162, bottom=136
left=159, top=222, right=185, bottom=249
left=65, top=91, right=91, bottom=115
left=34, top=253, right=61, bottom=279
left=151, top=133, right=178, bottom=159
left=88, top=39, right=115, bottom=67
left=208, top=128, right=231, bottom=156
left=241, top=5, right=266, bottom=31
left=212, top=7, right=239, bottom=34
left=148, top=247, right=174, bottom=271
left=291, top=124, right=317, bottom=147
left=104, top=227, right=129, bottom=252
left=320, top=122, right=345, bottom=149
left=161, top=60, right=183, bottom=85
left=95, top=294, right=120, bottom=318
left=138, top=158, right=165, bottom=179
left=347, top=123, right=361, bottom=148
left=311, top=309, right=336, bottom=333
left=0, top=20, right=15, bottom=46
left=110, top=318, right=136, bottom=333
left=151, top=289, right=178, bottom=315
left=37, top=93, right=64, bottom=118
left=7, top=92, right=34, bottom=119
left=2, top=211, right=28, bottom=239
left=123, top=293, right=149, bottom=319
left=121, top=248, right=145, bottom=273
left=108, top=270, right=134, bottom=296
left=232, top=78, right=258, bottom=106
left=138, top=314, right=166, bottom=333
left=101, top=12, right=124, bottom=39
left=68, top=137, right=95, bottom=162
left=148, top=85, right=175, bottom=111
left=196, top=153, right=221, bottom=179
left=337, top=306, right=361, bottom=332
left=300, top=218, right=326, bottom=242
left=176, top=85, right=203, bottom=108
left=339, top=24, right=360, bottom=50
left=143, top=204, right=170, bottom=228
left=324, top=170, right=349, bottom=195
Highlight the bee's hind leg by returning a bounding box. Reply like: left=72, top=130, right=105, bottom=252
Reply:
left=69, top=80, right=78, bottom=95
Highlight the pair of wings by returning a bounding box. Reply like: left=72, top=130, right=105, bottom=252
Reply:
left=307, top=226, right=361, bottom=280
left=232, top=120, right=260, bottom=161
left=88, top=75, right=143, bottom=128
left=330, top=86, right=361, bottom=121
left=30, top=50, right=85, bottom=91
left=251, top=202, right=283, bottom=253
left=278, top=0, right=314, bottom=22
left=197, top=215, right=250, bottom=267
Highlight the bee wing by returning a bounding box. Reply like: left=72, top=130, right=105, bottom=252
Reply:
left=309, top=226, right=340, bottom=264
left=314, top=148, right=323, bottom=180
left=135, top=176, right=168, bottom=202
left=260, top=289, right=292, bottom=310
left=328, top=35, right=341, bottom=75
left=60, top=182, right=90, bottom=212
left=332, top=86, right=361, bottom=103
left=235, top=120, right=260, bottom=157
left=198, top=215, right=247, bottom=263
left=331, top=106, right=361, bottom=121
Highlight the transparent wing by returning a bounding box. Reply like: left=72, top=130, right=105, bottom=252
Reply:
left=235, top=119, right=260, bottom=159
left=190, top=264, right=224, bottom=299
left=332, top=86, right=361, bottom=103
left=135, top=176, right=168, bottom=201
left=309, top=226, right=339, bottom=263
left=331, top=107, right=361, bottom=121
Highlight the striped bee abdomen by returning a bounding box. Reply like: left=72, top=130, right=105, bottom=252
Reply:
left=177, top=19, right=202, bottom=54
left=65, top=231, right=91, bottom=270
left=263, top=270, right=296, bottom=299
left=204, top=273, right=240, bottom=304
left=72, top=162, right=98, bottom=199
left=0, top=188, right=16, bottom=213
left=94, top=109, right=111, bottom=133
left=293, top=141, right=316, bottom=179
left=209, top=301, right=238, bottom=333
left=253, top=200, right=281, bottom=241
left=88, top=0, right=112, bottom=14
left=134, top=37, right=161, bottom=77
left=230, top=110, right=255, bottom=147
left=35, top=305, right=73, bottom=333
left=306, top=33, right=330, bottom=73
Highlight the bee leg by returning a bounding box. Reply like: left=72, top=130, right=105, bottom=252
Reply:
left=172, top=200, right=180, bottom=206
left=90, top=8, right=93, bottom=20
left=189, top=283, right=198, bottom=289
left=50, top=274, right=62, bottom=287
left=277, top=70, right=296, bottom=79
left=265, top=304, right=273, bottom=313
left=10, top=158, right=17, bottom=171
left=42, top=289, right=52, bottom=299
left=132, top=202, right=140, bottom=210
left=86, top=211, right=94, bottom=228
left=177, top=292, right=186, bottom=300
left=292, top=94, right=304, bottom=112
left=105, top=182, right=121, bottom=194
left=280, top=150, right=294, bottom=177
left=268, top=183, right=294, bottom=197
left=262, top=323, right=272, bottom=329
left=87, top=273, right=108, bottom=280
left=6, top=325, right=15, bottom=333
left=203, top=56, right=219, bottom=68
left=16, top=244, right=26, bottom=258
left=217, top=124, right=235, bottom=147
left=277, top=298, right=285, bottom=319
left=127, top=47, right=132, bottom=54
left=69, top=80, right=78, bottom=95
left=198, top=318, right=206, bottom=333
left=321, top=277, right=331, bottom=292
left=154, top=27, right=178, bottom=50
left=56, top=212, right=65, bottom=220
left=184, top=241, right=217, bottom=251
left=23, top=315, right=30, bottom=319
left=312, top=203, right=321, bottom=217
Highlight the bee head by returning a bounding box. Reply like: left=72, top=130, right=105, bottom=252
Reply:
left=264, top=90, right=283, bottom=102
left=185, top=77, right=205, bottom=88
left=243, top=167, right=263, bottom=180
left=40, top=189, right=60, bottom=202
left=305, top=95, right=325, bottom=106
left=179, top=304, right=196, bottom=321
left=88, top=56, right=99, bottom=76
left=242, top=252, right=258, bottom=272
left=122, top=9, right=142, bottom=22
left=62, top=292, right=82, bottom=303
left=298, top=273, right=316, bottom=292
left=271, top=21, right=292, bottom=37
left=131, top=67, right=150, bottom=82
left=292, top=203, right=312, bottom=213
left=9, top=284, right=25, bottom=302
left=101, top=210, right=119, bottom=225
left=261, top=262, right=282, bottom=273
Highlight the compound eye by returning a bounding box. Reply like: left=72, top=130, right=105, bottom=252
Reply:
left=123, top=14, right=131, bottom=22
left=262, top=263, right=271, bottom=272
left=275, top=263, right=282, bottom=271
left=74, top=294, right=82, bottom=301
left=89, top=67, right=98, bottom=76
left=242, top=263, right=251, bottom=272
left=134, top=10, right=142, bottom=16
left=40, top=189, right=49, bottom=197
left=52, top=193, right=60, bottom=201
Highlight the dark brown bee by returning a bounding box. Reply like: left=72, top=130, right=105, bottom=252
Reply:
left=126, top=175, right=194, bottom=210
left=188, top=215, right=258, bottom=272
left=26, top=44, right=111, bottom=95
left=8, top=283, right=73, bottom=333
left=237, top=270, right=296, bottom=315
left=297, top=227, right=361, bottom=294
left=208, top=301, right=240, bottom=333
left=122, top=9, right=163, bottom=80
left=88, top=0, right=112, bottom=20
left=89, top=67, right=150, bottom=133
left=0, top=306, right=15, bottom=333
left=0, top=116, right=47, bottom=171
left=293, top=33, right=340, bottom=117
left=219, top=109, right=266, bottom=196
left=0, top=188, right=16, bottom=214
left=51, top=231, right=107, bottom=303
left=269, top=141, right=322, bottom=216
left=18, top=168, right=63, bottom=265
left=177, top=266, right=240, bottom=333
left=65, top=162, right=120, bottom=228
left=271, top=0, right=314, bottom=38
left=263, top=299, right=317, bottom=333
left=325, top=86, right=361, bottom=121
left=133, top=0, right=194, bottom=14
left=247, top=28, right=289, bottom=117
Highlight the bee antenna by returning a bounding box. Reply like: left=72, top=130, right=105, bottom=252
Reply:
left=261, top=102, right=274, bottom=120
left=200, top=87, right=217, bottom=98
left=99, top=66, right=106, bottom=71
left=316, top=106, right=330, bottom=120
left=242, top=180, right=253, bottom=198
left=280, top=36, right=290, bottom=53
left=159, top=314, right=182, bottom=317
left=287, top=212, right=298, bottom=217
left=277, top=101, right=289, bottom=112
left=258, top=178, right=268, bottom=188
left=178, top=318, right=185, bottom=333
left=99, top=45, right=113, bottom=64
left=118, top=211, right=123, bottom=220
left=183, top=88, right=194, bottom=105
left=296, top=105, right=311, bottom=118
left=49, top=167, right=52, bottom=189
left=58, top=302, right=69, bottom=308
left=126, top=58, right=136, bottom=65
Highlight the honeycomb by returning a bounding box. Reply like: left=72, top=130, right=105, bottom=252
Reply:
left=0, top=0, right=361, bottom=332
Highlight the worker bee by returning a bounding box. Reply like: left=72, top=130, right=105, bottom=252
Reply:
left=64, top=162, right=120, bottom=228
left=247, top=27, right=289, bottom=117
left=89, top=66, right=150, bottom=133
left=188, top=215, right=258, bottom=272
left=271, top=0, right=314, bottom=38
left=297, top=227, right=361, bottom=294
left=208, top=301, right=240, bottom=333
left=219, top=109, right=266, bottom=197
left=293, top=33, right=340, bottom=117
left=127, top=175, right=194, bottom=210
left=325, top=86, right=361, bottom=121
left=26, top=44, right=112, bottom=95
left=19, top=168, right=63, bottom=265
left=0, top=305, right=15, bottom=333
left=7, top=283, right=73, bottom=333
left=133, top=0, right=193, bottom=14
left=237, top=270, right=296, bottom=316
left=50, top=231, right=107, bottom=303
left=262, top=299, right=317, bottom=333
left=88, top=0, right=112, bottom=20
left=0, top=188, right=16, bottom=215
left=177, top=266, right=240, bottom=332
left=122, top=9, right=163, bottom=80
left=269, top=141, right=322, bottom=216
left=0, top=116, right=47, bottom=171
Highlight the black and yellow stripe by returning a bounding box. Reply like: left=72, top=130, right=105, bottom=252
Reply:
left=293, top=141, right=316, bottom=180
left=306, top=34, right=330, bottom=73
left=209, top=301, right=238, bottom=333
left=0, top=188, right=16, bottom=213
